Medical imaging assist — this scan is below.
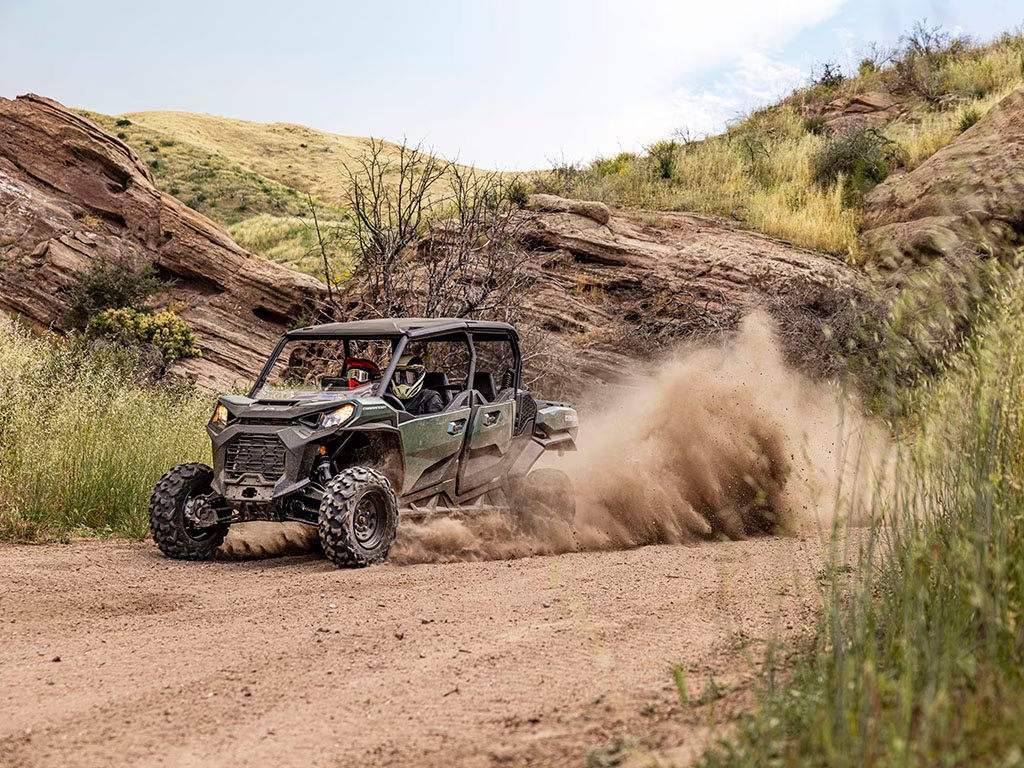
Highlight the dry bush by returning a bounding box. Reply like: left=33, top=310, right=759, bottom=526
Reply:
left=340, top=139, right=535, bottom=325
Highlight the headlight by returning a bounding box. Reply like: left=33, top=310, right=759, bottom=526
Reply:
left=320, top=404, right=355, bottom=429
left=210, top=404, right=229, bottom=428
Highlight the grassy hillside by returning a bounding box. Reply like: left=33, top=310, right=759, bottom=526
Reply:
left=117, top=111, right=400, bottom=210
left=550, top=27, right=1024, bottom=260
left=83, top=110, right=313, bottom=225
left=82, top=110, right=473, bottom=276
left=84, top=109, right=357, bottom=274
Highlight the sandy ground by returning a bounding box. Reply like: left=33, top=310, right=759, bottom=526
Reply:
left=0, top=535, right=825, bottom=768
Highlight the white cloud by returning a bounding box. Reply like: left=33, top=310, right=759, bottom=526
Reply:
left=427, top=0, right=848, bottom=167
left=668, top=51, right=808, bottom=139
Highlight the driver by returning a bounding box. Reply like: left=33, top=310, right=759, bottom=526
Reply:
left=343, top=357, right=381, bottom=389
left=388, top=355, right=443, bottom=416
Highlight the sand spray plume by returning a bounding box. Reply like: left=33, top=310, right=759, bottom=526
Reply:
left=218, top=522, right=319, bottom=560
left=222, top=313, right=884, bottom=563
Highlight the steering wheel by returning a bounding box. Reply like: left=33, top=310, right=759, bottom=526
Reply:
left=382, top=393, right=406, bottom=411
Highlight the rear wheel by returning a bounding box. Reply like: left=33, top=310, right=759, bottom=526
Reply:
left=149, top=463, right=228, bottom=560
left=318, top=467, right=398, bottom=567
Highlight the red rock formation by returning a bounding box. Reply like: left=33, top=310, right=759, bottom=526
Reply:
left=520, top=197, right=871, bottom=391
left=0, top=94, right=325, bottom=390
left=808, top=91, right=903, bottom=132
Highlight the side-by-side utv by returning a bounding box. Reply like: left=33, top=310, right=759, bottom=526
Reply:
left=149, top=318, right=579, bottom=567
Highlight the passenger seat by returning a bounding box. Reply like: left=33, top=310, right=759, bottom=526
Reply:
left=472, top=372, right=498, bottom=403
left=424, top=371, right=452, bottom=405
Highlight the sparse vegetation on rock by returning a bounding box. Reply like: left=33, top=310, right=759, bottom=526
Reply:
left=549, top=26, right=1024, bottom=260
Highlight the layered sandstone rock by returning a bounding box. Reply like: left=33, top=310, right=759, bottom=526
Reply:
left=810, top=91, right=903, bottom=132
left=520, top=197, right=871, bottom=391
left=0, top=94, right=325, bottom=390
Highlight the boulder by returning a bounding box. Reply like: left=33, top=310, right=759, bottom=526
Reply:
left=0, top=94, right=326, bottom=390
left=527, top=194, right=611, bottom=225
left=812, top=90, right=902, bottom=132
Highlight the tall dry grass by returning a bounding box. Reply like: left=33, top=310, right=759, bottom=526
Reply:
left=0, top=322, right=210, bottom=540
left=556, top=30, right=1024, bottom=261
left=698, top=273, right=1024, bottom=766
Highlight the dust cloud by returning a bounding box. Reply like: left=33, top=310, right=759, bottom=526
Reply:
left=222, top=313, right=884, bottom=564
left=391, top=313, right=883, bottom=564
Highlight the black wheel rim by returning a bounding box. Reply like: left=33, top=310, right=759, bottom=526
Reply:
left=352, top=492, right=387, bottom=551
left=182, top=492, right=218, bottom=542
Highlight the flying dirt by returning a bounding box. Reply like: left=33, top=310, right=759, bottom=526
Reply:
left=222, top=313, right=881, bottom=565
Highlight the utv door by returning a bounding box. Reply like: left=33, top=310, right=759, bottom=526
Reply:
left=398, top=406, right=472, bottom=495
left=456, top=394, right=515, bottom=495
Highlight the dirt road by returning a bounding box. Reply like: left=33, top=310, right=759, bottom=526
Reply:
left=0, top=534, right=825, bottom=768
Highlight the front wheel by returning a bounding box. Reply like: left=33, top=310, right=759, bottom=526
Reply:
left=318, top=467, right=398, bottom=568
left=149, top=463, right=228, bottom=560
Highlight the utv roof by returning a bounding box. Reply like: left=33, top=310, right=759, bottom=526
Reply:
left=285, top=317, right=518, bottom=340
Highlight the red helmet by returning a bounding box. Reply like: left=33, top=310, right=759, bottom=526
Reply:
left=344, top=357, right=381, bottom=389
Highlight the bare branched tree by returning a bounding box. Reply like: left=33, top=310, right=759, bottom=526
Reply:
left=418, top=165, right=533, bottom=321
left=342, top=139, right=535, bottom=325
left=304, top=193, right=341, bottom=318
left=343, top=138, right=446, bottom=315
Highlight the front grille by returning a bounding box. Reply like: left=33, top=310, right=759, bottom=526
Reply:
left=225, top=434, right=286, bottom=480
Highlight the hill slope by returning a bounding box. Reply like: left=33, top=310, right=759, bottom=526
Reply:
left=82, top=110, right=477, bottom=274
left=117, top=111, right=392, bottom=210
left=552, top=28, right=1024, bottom=261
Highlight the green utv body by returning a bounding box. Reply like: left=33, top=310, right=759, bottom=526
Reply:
left=149, top=318, right=579, bottom=567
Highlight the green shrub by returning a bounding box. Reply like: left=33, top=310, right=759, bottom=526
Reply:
left=814, top=61, right=846, bottom=90
left=893, top=21, right=971, bottom=103
left=958, top=105, right=981, bottom=132
left=858, top=58, right=879, bottom=76
left=646, top=140, right=679, bottom=180
left=504, top=176, right=531, bottom=208
left=811, top=127, right=902, bottom=196
left=66, top=254, right=166, bottom=328
left=802, top=114, right=829, bottom=135
left=87, top=308, right=201, bottom=362
left=590, top=152, right=636, bottom=178
left=115, top=118, right=131, bottom=127
left=0, top=321, right=210, bottom=540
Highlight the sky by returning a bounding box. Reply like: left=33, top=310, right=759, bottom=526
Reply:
left=0, top=0, right=1020, bottom=169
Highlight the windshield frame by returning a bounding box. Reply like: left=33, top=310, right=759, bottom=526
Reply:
left=247, top=327, right=521, bottom=400
left=248, top=334, right=407, bottom=400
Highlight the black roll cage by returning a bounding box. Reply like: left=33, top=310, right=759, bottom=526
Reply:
left=248, top=326, right=523, bottom=400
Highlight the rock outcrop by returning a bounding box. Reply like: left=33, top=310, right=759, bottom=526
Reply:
left=809, top=91, right=903, bottom=132
left=0, top=94, right=325, bottom=389
left=521, top=197, right=871, bottom=393
left=860, top=87, right=1024, bottom=280
left=526, top=194, right=611, bottom=225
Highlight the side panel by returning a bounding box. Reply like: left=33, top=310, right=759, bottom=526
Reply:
left=457, top=400, right=515, bottom=494
left=398, top=407, right=472, bottom=495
